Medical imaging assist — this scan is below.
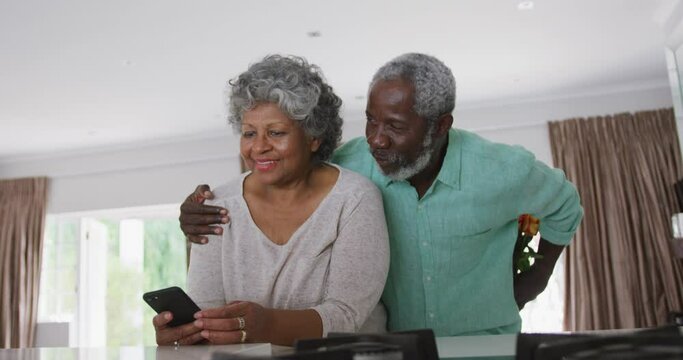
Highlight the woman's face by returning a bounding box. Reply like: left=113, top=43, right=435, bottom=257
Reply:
left=240, top=103, right=320, bottom=186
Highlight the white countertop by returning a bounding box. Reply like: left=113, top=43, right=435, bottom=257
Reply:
left=0, top=334, right=517, bottom=359
left=0, top=343, right=273, bottom=360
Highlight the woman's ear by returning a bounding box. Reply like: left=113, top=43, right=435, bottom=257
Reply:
left=310, top=138, right=321, bottom=152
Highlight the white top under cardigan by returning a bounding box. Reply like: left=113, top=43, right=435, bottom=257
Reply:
left=186, top=164, right=390, bottom=335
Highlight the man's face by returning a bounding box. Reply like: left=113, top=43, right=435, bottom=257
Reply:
left=365, top=79, right=435, bottom=180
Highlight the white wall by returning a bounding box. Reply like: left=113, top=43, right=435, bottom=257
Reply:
left=457, top=84, right=674, bottom=165
left=0, top=85, right=673, bottom=214
left=343, top=84, right=674, bottom=166
left=0, top=133, right=242, bottom=213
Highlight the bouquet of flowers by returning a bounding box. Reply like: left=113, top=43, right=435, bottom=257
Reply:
left=514, top=214, right=542, bottom=274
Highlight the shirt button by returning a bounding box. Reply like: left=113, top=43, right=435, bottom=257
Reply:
left=417, top=204, right=423, bottom=210
left=429, top=313, right=435, bottom=319
left=422, top=241, right=428, bottom=247
left=425, top=276, right=432, bottom=282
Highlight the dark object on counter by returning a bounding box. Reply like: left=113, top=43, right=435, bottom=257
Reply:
left=298, top=328, right=438, bottom=360
left=670, top=311, right=683, bottom=326
left=675, top=178, right=683, bottom=212
left=516, top=326, right=683, bottom=360
left=212, top=349, right=351, bottom=360
left=211, top=329, right=437, bottom=360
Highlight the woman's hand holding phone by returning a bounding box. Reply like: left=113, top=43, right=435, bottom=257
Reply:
left=153, top=311, right=205, bottom=346
left=143, top=286, right=205, bottom=346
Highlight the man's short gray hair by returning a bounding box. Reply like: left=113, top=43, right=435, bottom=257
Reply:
left=228, top=55, right=343, bottom=162
left=371, top=53, right=456, bottom=124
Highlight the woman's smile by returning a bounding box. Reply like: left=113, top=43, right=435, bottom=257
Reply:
left=254, top=159, right=278, bottom=172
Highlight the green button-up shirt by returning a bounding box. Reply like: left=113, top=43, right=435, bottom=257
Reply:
left=331, top=128, right=583, bottom=336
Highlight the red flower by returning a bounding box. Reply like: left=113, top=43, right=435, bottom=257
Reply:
left=518, top=214, right=540, bottom=236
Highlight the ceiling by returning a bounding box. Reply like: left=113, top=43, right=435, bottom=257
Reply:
left=0, top=0, right=674, bottom=160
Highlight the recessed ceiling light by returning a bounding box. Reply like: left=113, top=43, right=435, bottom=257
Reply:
left=307, top=31, right=322, bottom=38
left=517, top=1, right=534, bottom=10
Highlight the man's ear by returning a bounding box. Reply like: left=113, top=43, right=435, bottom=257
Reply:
left=435, top=114, right=453, bottom=137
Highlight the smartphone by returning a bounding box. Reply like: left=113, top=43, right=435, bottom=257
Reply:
left=143, top=286, right=201, bottom=327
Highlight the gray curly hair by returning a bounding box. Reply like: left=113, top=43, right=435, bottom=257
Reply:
left=370, top=53, right=456, bottom=124
left=228, top=55, right=343, bottom=162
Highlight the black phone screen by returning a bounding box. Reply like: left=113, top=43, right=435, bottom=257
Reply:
left=143, top=286, right=201, bottom=327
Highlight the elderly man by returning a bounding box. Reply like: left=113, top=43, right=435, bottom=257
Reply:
left=180, top=53, right=583, bottom=336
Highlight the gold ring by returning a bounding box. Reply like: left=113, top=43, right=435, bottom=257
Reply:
left=240, top=330, right=247, bottom=343
left=237, top=316, right=246, bottom=330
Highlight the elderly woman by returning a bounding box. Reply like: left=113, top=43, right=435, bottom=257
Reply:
left=152, top=55, right=390, bottom=346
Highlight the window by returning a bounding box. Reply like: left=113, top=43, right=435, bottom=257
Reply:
left=38, top=219, right=79, bottom=324
left=519, top=235, right=565, bottom=332
left=37, top=205, right=188, bottom=346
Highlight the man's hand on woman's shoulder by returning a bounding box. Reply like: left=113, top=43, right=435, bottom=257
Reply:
left=179, top=184, right=229, bottom=244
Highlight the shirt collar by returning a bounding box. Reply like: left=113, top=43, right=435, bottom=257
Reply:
left=435, top=128, right=461, bottom=190
left=375, top=128, right=462, bottom=190
left=376, top=166, right=394, bottom=187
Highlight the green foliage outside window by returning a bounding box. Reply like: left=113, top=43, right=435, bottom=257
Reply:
left=39, top=214, right=187, bottom=347
left=141, top=219, right=187, bottom=345
left=105, top=218, right=187, bottom=346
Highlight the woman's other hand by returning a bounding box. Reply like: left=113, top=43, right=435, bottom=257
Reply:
left=193, top=301, right=273, bottom=344
left=153, top=311, right=204, bottom=346
left=179, top=184, right=229, bottom=244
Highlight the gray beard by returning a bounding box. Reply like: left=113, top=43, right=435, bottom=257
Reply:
left=381, top=129, right=435, bottom=181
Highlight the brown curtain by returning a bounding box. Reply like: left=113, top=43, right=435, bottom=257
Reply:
left=549, top=108, right=683, bottom=331
left=0, top=177, right=49, bottom=348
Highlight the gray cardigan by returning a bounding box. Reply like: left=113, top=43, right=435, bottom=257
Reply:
left=187, top=165, right=390, bottom=335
